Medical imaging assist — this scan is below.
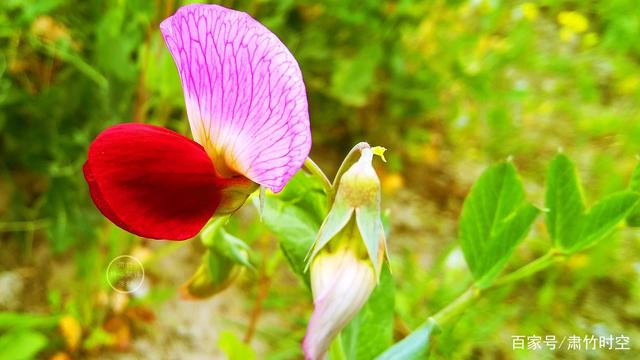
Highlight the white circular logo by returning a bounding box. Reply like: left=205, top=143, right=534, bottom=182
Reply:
left=106, top=255, right=145, bottom=294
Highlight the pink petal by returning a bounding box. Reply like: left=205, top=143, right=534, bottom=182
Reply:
left=303, top=249, right=376, bottom=359
left=160, top=4, right=311, bottom=192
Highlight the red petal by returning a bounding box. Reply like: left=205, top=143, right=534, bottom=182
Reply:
left=84, top=123, right=222, bottom=240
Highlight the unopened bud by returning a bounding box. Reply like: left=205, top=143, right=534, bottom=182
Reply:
left=302, top=144, right=388, bottom=359
left=180, top=250, right=241, bottom=299
left=181, top=218, right=252, bottom=299
left=338, top=148, right=380, bottom=208
left=307, top=145, right=387, bottom=276
left=303, top=247, right=376, bottom=360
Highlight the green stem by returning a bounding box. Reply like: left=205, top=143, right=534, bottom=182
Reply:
left=430, top=286, right=480, bottom=328
left=304, top=157, right=332, bottom=193
left=492, top=249, right=562, bottom=287
left=430, top=248, right=563, bottom=328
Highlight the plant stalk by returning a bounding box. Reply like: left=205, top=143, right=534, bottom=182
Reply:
left=430, top=248, right=563, bottom=329
left=304, top=157, right=332, bottom=194
left=492, top=249, right=562, bottom=287
left=430, top=286, right=480, bottom=328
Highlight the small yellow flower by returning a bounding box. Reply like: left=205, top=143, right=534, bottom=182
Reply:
left=59, top=315, right=82, bottom=352
left=558, top=11, right=589, bottom=33
left=382, top=173, right=405, bottom=195
left=521, top=3, right=539, bottom=21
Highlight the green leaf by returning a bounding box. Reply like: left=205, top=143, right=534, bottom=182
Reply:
left=273, top=171, right=327, bottom=224
left=342, top=268, right=395, bottom=360
left=630, top=161, right=640, bottom=191
left=34, top=38, right=108, bottom=89
left=260, top=196, right=319, bottom=279
left=479, top=203, right=540, bottom=286
left=83, top=328, right=115, bottom=351
left=566, top=191, right=640, bottom=253
left=207, top=250, right=238, bottom=288
left=0, top=312, right=59, bottom=331
left=257, top=172, right=327, bottom=279
left=545, top=154, right=640, bottom=252
left=459, top=161, right=540, bottom=288
left=0, top=330, right=48, bottom=360
left=626, top=161, right=640, bottom=226
left=94, top=5, right=141, bottom=83
left=375, top=319, right=439, bottom=360
left=218, top=330, right=256, bottom=360
left=544, top=154, right=585, bottom=247
left=330, top=44, right=382, bottom=107
left=216, top=230, right=253, bottom=269
left=200, top=218, right=252, bottom=269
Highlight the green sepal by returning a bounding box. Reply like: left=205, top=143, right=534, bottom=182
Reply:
left=305, top=196, right=354, bottom=269
left=180, top=251, right=240, bottom=299
left=355, top=203, right=385, bottom=278
left=181, top=215, right=252, bottom=299
left=201, top=218, right=253, bottom=270
left=329, top=142, right=371, bottom=205
left=215, top=230, right=253, bottom=270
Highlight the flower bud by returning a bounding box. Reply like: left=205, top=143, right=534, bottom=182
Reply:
left=180, top=250, right=242, bottom=299
left=306, top=145, right=387, bottom=276
left=181, top=218, right=252, bottom=299
left=303, top=144, right=388, bottom=360
left=338, top=148, right=380, bottom=208
left=303, top=245, right=376, bottom=359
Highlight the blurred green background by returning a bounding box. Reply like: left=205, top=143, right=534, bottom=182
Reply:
left=1, top=0, right=639, bottom=359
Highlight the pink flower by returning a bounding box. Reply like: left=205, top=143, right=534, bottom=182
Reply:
left=84, top=4, right=311, bottom=240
